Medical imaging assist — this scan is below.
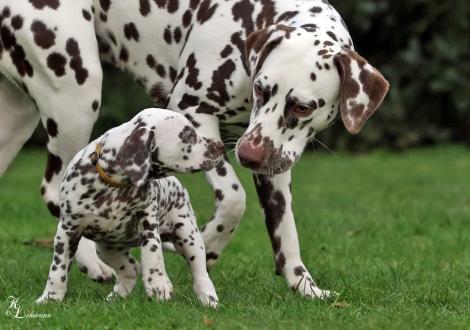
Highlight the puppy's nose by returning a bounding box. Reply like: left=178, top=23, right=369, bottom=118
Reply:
left=213, top=141, right=224, bottom=152
left=237, top=141, right=265, bottom=169
left=208, top=140, right=224, bottom=156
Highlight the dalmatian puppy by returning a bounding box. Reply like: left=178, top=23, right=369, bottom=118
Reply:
left=1, top=0, right=388, bottom=298
left=37, top=108, right=223, bottom=307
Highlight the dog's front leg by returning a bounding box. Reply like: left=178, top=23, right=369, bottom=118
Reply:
left=253, top=170, right=332, bottom=299
left=140, top=218, right=173, bottom=301
left=37, top=220, right=81, bottom=303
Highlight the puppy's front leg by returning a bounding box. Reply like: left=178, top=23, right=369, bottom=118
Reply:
left=37, top=220, right=81, bottom=303
left=254, top=170, right=332, bottom=299
left=140, top=218, right=173, bottom=300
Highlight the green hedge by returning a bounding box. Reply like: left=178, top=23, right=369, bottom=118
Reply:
left=29, top=1, right=470, bottom=151
left=324, top=0, right=470, bottom=150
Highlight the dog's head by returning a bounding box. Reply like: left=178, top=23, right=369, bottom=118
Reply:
left=116, top=109, right=224, bottom=186
left=236, top=25, right=389, bottom=175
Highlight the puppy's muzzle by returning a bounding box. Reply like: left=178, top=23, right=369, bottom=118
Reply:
left=205, top=140, right=225, bottom=159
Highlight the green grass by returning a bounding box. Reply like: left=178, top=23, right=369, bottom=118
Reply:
left=0, top=146, right=469, bottom=329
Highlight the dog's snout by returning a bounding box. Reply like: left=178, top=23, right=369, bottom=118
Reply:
left=237, top=141, right=265, bottom=169
left=213, top=141, right=224, bottom=152
left=207, top=140, right=224, bottom=157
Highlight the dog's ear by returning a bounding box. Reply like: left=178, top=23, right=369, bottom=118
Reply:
left=116, top=126, right=155, bottom=186
left=245, top=28, right=275, bottom=77
left=334, top=48, right=390, bottom=134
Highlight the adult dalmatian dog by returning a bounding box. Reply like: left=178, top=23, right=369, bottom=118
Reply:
left=0, top=0, right=389, bottom=298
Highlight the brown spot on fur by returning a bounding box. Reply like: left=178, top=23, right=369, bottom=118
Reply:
left=197, top=0, right=217, bottom=24
left=29, top=0, right=60, bottom=10
left=47, top=52, right=66, bottom=76
left=45, top=152, right=63, bottom=182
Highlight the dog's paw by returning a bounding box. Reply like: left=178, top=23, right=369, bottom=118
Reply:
left=75, top=237, right=115, bottom=283
left=197, top=293, right=219, bottom=308
left=194, top=278, right=219, bottom=308
left=145, top=277, right=173, bottom=301
left=78, top=258, right=115, bottom=283
left=36, top=291, right=64, bottom=304
left=293, top=276, right=334, bottom=300
left=106, top=277, right=137, bottom=302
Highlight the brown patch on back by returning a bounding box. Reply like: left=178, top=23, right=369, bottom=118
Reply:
left=197, top=0, right=217, bottom=24
left=29, top=0, right=60, bottom=10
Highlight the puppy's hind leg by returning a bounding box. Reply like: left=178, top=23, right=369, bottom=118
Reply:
left=95, top=245, right=139, bottom=301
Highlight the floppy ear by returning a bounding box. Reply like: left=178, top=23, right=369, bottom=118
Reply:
left=116, top=126, right=155, bottom=186
left=334, top=48, right=390, bottom=134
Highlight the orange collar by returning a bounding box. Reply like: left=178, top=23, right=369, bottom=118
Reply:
left=90, top=143, right=129, bottom=188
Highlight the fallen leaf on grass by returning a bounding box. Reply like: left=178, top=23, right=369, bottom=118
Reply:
left=332, top=301, right=350, bottom=308
left=202, top=315, right=214, bottom=327
left=23, top=239, right=54, bottom=248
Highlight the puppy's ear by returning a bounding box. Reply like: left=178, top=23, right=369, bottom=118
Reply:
left=334, top=48, right=390, bottom=134
left=116, top=126, right=154, bottom=186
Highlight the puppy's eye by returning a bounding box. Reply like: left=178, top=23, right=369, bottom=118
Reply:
left=292, top=105, right=314, bottom=117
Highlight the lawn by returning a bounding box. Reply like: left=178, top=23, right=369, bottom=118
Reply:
left=0, top=146, right=469, bottom=329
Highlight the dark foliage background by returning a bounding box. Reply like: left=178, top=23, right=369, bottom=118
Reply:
left=30, top=0, right=470, bottom=151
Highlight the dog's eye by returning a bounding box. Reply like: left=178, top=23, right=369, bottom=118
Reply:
left=292, top=105, right=314, bottom=117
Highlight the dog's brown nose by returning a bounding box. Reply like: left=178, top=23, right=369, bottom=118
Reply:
left=237, top=141, right=265, bottom=169
left=213, top=141, right=224, bottom=152
left=208, top=140, right=225, bottom=157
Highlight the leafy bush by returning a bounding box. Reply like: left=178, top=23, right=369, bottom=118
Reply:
left=323, top=0, right=470, bottom=151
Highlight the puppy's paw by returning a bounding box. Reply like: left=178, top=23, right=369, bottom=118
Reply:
left=78, top=258, right=115, bottom=283
left=145, top=277, right=173, bottom=301
left=36, top=291, right=64, bottom=304
left=106, top=278, right=137, bottom=302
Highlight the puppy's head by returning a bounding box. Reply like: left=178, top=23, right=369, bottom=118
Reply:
left=116, top=109, right=224, bottom=186
left=236, top=25, right=389, bottom=175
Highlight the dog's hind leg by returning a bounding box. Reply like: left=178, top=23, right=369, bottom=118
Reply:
left=0, top=76, right=39, bottom=176
left=95, top=245, right=139, bottom=301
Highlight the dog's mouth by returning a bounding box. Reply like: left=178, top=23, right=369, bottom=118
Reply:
left=236, top=140, right=295, bottom=176
left=245, top=155, right=294, bottom=176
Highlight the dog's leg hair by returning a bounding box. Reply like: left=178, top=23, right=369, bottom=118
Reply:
left=254, top=170, right=332, bottom=299
left=95, top=245, right=140, bottom=301
left=37, top=219, right=81, bottom=303
left=0, top=76, right=39, bottom=176
left=165, top=95, right=247, bottom=268
left=140, top=215, right=173, bottom=300
left=169, top=186, right=218, bottom=308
